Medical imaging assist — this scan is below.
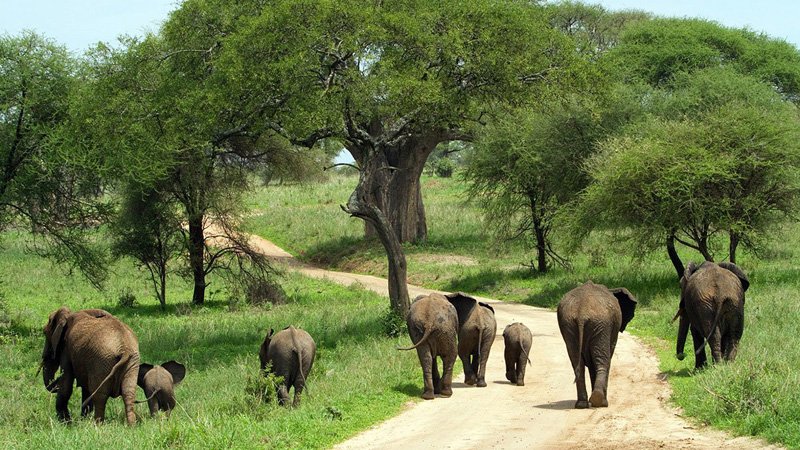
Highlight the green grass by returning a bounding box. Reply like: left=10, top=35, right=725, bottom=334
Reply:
left=0, top=231, right=418, bottom=449
left=244, top=173, right=800, bottom=449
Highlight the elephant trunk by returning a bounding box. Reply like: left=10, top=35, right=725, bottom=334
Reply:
left=42, top=358, right=60, bottom=392
left=676, top=309, right=689, bottom=361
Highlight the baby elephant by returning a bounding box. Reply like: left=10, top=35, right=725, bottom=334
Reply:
left=259, top=326, right=316, bottom=407
left=503, top=322, right=532, bottom=386
left=137, top=361, right=186, bottom=416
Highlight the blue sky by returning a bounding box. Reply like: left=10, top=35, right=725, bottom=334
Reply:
left=1, top=1, right=799, bottom=53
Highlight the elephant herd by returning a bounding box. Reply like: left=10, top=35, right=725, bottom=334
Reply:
left=403, top=261, right=749, bottom=410
left=38, top=261, right=748, bottom=424
left=39, top=306, right=310, bottom=424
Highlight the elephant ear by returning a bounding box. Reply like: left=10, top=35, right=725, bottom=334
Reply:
left=478, top=302, right=495, bottom=315
left=161, top=361, right=186, bottom=385
left=138, top=363, right=154, bottom=387
left=609, top=287, right=638, bottom=332
left=48, top=307, right=71, bottom=356
left=718, top=262, right=750, bottom=293
left=445, top=292, right=478, bottom=327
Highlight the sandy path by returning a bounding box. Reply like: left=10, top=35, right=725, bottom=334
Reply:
left=243, top=233, right=776, bottom=450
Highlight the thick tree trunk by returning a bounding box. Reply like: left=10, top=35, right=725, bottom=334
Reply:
left=355, top=136, right=438, bottom=244
left=529, top=194, right=547, bottom=273
left=188, top=215, right=206, bottom=305
left=697, top=235, right=713, bottom=262
left=729, top=231, right=739, bottom=263
left=666, top=232, right=685, bottom=281
left=344, top=149, right=410, bottom=316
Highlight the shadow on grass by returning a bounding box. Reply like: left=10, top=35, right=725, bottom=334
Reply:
left=660, top=369, right=693, bottom=379
left=392, top=382, right=420, bottom=397
left=303, top=236, right=378, bottom=266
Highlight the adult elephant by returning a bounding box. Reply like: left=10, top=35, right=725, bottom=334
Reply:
left=259, top=326, right=316, bottom=407
left=557, top=282, right=638, bottom=409
left=674, top=261, right=749, bottom=369
left=400, top=293, right=459, bottom=400
left=445, top=292, right=496, bottom=388
left=41, top=307, right=140, bottom=424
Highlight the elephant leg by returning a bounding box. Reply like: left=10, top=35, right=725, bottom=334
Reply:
left=292, top=382, right=304, bottom=407
left=515, top=351, right=527, bottom=387
left=93, top=393, right=108, bottom=423
left=417, top=346, right=435, bottom=400
left=440, top=352, right=456, bottom=398
left=586, top=358, right=597, bottom=391
left=504, top=346, right=517, bottom=384
left=690, top=325, right=707, bottom=369
left=80, top=387, right=94, bottom=418
left=147, top=390, right=159, bottom=417
left=588, top=355, right=610, bottom=408
left=432, top=356, right=442, bottom=394
left=55, top=375, right=74, bottom=423
left=277, top=381, right=291, bottom=406
left=460, top=347, right=476, bottom=385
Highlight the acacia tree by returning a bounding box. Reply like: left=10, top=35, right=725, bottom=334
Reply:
left=71, top=5, right=285, bottom=305
left=220, top=0, right=580, bottom=315
left=464, top=99, right=596, bottom=273
left=573, top=68, right=800, bottom=278
left=0, top=32, right=109, bottom=286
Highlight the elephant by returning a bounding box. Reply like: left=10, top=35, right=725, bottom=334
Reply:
left=445, top=292, right=496, bottom=388
left=674, top=261, right=749, bottom=369
left=503, top=322, right=532, bottom=386
left=137, top=361, right=186, bottom=416
left=556, top=281, right=638, bottom=409
left=259, top=326, right=316, bottom=407
left=41, top=307, right=140, bottom=424
left=399, top=293, right=459, bottom=400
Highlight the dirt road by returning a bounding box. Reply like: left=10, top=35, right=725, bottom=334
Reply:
left=245, top=234, right=776, bottom=449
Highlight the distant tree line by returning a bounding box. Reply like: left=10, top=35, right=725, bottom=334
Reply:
left=3, top=1, right=800, bottom=315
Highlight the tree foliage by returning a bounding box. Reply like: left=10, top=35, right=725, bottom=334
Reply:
left=574, top=68, right=800, bottom=268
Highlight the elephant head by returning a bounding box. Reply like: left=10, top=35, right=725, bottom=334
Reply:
left=444, top=292, right=494, bottom=327
left=138, top=361, right=186, bottom=387
left=41, top=307, right=71, bottom=392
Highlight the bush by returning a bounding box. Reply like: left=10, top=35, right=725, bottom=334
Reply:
left=246, top=364, right=285, bottom=404
left=117, top=290, right=137, bottom=308
left=381, top=308, right=407, bottom=337
left=434, top=158, right=455, bottom=178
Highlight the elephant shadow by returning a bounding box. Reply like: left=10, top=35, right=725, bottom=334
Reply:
left=533, top=400, right=576, bottom=410
left=659, top=369, right=693, bottom=379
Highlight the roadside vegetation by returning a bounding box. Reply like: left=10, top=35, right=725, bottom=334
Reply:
left=0, top=231, right=418, bottom=449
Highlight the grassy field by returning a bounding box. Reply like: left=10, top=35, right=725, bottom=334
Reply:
left=244, top=173, right=800, bottom=448
left=0, top=231, right=418, bottom=449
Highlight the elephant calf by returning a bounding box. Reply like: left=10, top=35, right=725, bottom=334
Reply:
left=259, top=326, right=316, bottom=407
left=400, top=293, right=458, bottom=400
left=557, top=281, right=637, bottom=409
left=137, top=361, right=186, bottom=416
left=503, top=322, right=532, bottom=386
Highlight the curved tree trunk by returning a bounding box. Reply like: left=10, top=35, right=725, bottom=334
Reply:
left=344, top=147, right=411, bottom=316
left=729, top=231, right=739, bottom=263
left=666, top=232, right=685, bottom=281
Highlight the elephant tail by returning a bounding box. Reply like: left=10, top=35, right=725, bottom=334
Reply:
left=695, top=300, right=725, bottom=356
left=521, top=341, right=532, bottom=366
left=397, top=326, right=433, bottom=351
left=292, top=331, right=310, bottom=397
left=81, top=353, right=135, bottom=410
left=573, top=320, right=585, bottom=383
left=134, top=388, right=161, bottom=404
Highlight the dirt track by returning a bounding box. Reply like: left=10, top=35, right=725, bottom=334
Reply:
left=245, top=233, right=776, bottom=450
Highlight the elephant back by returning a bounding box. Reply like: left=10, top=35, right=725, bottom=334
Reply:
left=686, top=264, right=745, bottom=305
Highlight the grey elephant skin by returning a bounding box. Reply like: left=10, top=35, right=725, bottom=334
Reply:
left=503, top=322, right=532, bottom=386
left=556, top=282, right=637, bottom=409
left=138, top=360, right=186, bottom=416
left=41, top=307, right=140, bottom=424
left=400, top=293, right=459, bottom=400
left=259, top=326, right=316, bottom=406
left=675, top=261, right=749, bottom=369
left=445, top=292, right=497, bottom=387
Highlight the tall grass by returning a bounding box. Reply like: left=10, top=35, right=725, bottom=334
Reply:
left=245, top=173, right=800, bottom=448
left=0, top=231, right=418, bottom=449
